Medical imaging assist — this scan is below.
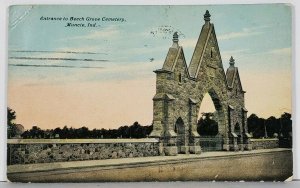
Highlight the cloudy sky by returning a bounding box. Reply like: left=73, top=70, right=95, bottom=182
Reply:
left=8, top=5, right=292, bottom=130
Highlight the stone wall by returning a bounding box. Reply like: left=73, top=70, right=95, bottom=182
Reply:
left=250, top=138, right=279, bottom=150
left=7, top=149, right=292, bottom=182
left=7, top=139, right=160, bottom=165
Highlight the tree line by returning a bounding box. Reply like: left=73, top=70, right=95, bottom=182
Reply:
left=20, top=122, right=153, bottom=139
left=7, top=107, right=292, bottom=141
left=197, top=112, right=292, bottom=139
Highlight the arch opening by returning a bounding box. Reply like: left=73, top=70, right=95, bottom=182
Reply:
left=234, top=122, right=241, bottom=136
left=174, top=117, right=185, bottom=152
left=197, top=92, right=219, bottom=136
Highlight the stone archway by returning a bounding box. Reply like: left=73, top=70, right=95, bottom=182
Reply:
left=150, top=10, right=252, bottom=155
left=197, top=88, right=227, bottom=138
left=195, top=88, right=227, bottom=151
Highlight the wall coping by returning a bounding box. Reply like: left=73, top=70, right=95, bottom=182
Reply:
left=250, top=138, right=279, bottom=142
left=7, top=138, right=159, bottom=144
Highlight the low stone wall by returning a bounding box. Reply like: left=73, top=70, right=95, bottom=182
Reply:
left=250, top=138, right=279, bottom=150
left=7, top=139, right=160, bottom=165
left=7, top=149, right=292, bottom=182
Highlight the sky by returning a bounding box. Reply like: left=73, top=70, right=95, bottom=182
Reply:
left=7, top=4, right=292, bottom=130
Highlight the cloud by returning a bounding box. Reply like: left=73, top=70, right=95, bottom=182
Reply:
left=237, top=47, right=292, bottom=60
left=9, top=56, right=108, bottom=62
left=218, top=28, right=263, bottom=41
left=267, top=47, right=291, bottom=56
left=64, top=25, right=121, bottom=41
left=115, top=45, right=169, bottom=58
left=57, top=46, right=109, bottom=55
left=91, top=60, right=163, bottom=80
left=180, top=38, right=198, bottom=49
left=8, top=64, right=104, bottom=69
left=10, top=50, right=107, bottom=55
left=221, top=49, right=250, bottom=61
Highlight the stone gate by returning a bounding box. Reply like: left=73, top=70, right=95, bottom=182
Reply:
left=150, top=10, right=252, bottom=155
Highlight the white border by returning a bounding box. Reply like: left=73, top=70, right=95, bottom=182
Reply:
left=0, top=0, right=299, bottom=182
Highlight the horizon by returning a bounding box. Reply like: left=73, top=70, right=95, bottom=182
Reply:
left=8, top=5, right=292, bottom=130
left=9, top=106, right=291, bottom=131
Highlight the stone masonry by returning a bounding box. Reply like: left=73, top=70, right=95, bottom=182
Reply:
left=250, top=138, right=279, bottom=150
left=150, top=10, right=252, bottom=155
left=7, top=139, right=159, bottom=165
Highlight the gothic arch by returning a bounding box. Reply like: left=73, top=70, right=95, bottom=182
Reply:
left=196, top=87, right=228, bottom=137
left=174, top=117, right=187, bottom=153
left=150, top=10, right=252, bottom=155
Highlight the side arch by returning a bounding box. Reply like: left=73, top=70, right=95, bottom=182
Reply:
left=174, top=117, right=188, bottom=153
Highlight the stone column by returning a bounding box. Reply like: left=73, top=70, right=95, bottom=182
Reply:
left=188, top=98, right=201, bottom=154
left=242, top=107, right=249, bottom=133
left=150, top=93, right=165, bottom=156
left=150, top=71, right=167, bottom=139
left=163, top=94, right=178, bottom=156
left=228, top=105, right=238, bottom=151
left=242, top=107, right=252, bottom=150
left=220, top=106, right=230, bottom=151
left=239, top=124, right=244, bottom=151
left=150, top=95, right=164, bottom=138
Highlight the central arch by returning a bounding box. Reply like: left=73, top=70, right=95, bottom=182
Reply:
left=197, top=88, right=228, bottom=137
left=197, top=93, right=218, bottom=136
left=195, top=88, right=227, bottom=151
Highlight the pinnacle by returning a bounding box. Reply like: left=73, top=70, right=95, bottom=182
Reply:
left=204, top=10, right=211, bottom=22
left=229, top=56, right=235, bottom=66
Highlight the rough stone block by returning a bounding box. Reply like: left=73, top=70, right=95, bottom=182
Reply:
left=223, top=144, right=230, bottom=151
left=189, top=146, right=201, bottom=154
left=164, top=146, right=178, bottom=156
left=245, top=143, right=252, bottom=151
left=111, top=151, right=118, bottom=159
left=179, top=146, right=190, bottom=154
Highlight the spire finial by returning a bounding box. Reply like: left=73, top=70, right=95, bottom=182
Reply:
left=204, top=10, right=211, bottom=22
left=171, top=32, right=179, bottom=48
left=229, top=56, right=235, bottom=66
left=173, top=32, right=179, bottom=43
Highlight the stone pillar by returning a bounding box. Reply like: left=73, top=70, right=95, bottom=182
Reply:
left=220, top=106, right=230, bottom=151
left=223, top=137, right=230, bottom=151
left=232, top=135, right=239, bottom=151
left=163, top=94, right=178, bottom=156
left=188, top=98, right=201, bottom=154
left=150, top=95, right=164, bottom=138
left=228, top=105, right=239, bottom=151
left=239, top=131, right=244, bottom=151
left=243, top=108, right=249, bottom=133
left=217, top=109, right=226, bottom=136
left=242, top=107, right=252, bottom=150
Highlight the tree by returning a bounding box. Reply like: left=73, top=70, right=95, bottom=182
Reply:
left=265, top=116, right=280, bottom=137
left=29, top=126, right=44, bottom=138
left=280, top=112, right=292, bottom=138
left=76, top=126, right=89, bottom=138
left=60, top=125, right=70, bottom=139
left=247, top=113, right=265, bottom=138
left=7, top=107, right=17, bottom=138
left=197, top=112, right=218, bottom=136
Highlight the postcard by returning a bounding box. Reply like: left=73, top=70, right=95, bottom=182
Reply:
left=7, top=4, right=292, bottom=182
